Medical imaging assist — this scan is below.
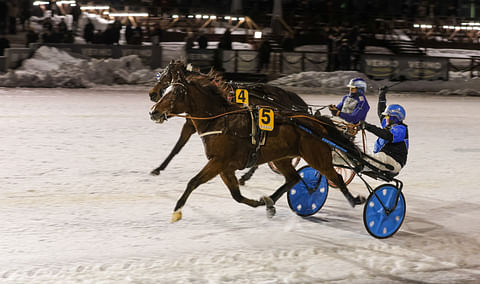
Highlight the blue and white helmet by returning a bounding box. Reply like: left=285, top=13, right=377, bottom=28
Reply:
left=382, top=104, right=406, bottom=122
left=346, top=78, right=367, bottom=93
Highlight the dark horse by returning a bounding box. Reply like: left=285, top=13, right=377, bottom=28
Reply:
left=148, top=61, right=308, bottom=184
left=149, top=69, right=365, bottom=222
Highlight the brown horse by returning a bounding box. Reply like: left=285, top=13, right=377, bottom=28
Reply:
left=148, top=61, right=308, bottom=182
left=149, top=69, right=365, bottom=222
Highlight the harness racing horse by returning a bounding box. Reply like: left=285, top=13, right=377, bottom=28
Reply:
left=148, top=61, right=308, bottom=184
left=149, top=70, right=366, bottom=222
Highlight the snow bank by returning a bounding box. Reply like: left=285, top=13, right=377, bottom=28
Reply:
left=3, top=46, right=480, bottom=95
left=0, top=46, right=158, bottom=88
left=270, top=70, right=480, bottom=96
left=270, top=70, right=371, bottom=89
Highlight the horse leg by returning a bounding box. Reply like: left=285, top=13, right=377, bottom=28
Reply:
left=238, top=165, right=258, bottom=186
left=220, top=171, right=264, bottom=207
left=326, top=168, right=365, bottom=207
left=171, top=158, right=222, bottom=222
left=151, top=119, right=196, bottom=175
left=300, top=139, right=365, bottom=208
left=262, top=158, right=301, bottom=218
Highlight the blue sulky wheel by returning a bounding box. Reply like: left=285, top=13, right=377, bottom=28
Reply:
left=287, top=166, right=328, bottom=217
left=363, top=184, right=406, bottom=238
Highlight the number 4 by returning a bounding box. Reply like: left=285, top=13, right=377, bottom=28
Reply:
left=235, top=89, right=249, bottom=105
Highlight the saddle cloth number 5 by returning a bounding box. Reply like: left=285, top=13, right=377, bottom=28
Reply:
left=259, top=108, right=274, bottom=131
left=235, top=89, right=249, bottom=105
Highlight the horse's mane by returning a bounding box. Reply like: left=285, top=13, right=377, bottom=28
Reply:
left=186, top=72, right=234, bottom=109
left=172, top=62, right=233, bottom=103
left=179, top=63, right=307, bottom=112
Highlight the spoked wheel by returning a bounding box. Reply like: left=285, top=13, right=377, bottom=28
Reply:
left=287, top=166, right=328, bottom=217
left=328, top=167, right=355, bottom=188
left=363, top=184, right=406, bottom=238
left=268, top=157, right=301, bottom=174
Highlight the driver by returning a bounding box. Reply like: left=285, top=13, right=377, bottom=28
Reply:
left=329, top=77, right=370, bottom=124
left=362, top=87, right=409, bottom=174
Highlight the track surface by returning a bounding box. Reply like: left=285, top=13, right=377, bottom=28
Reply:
left=1, top=87, right=480, bottom=283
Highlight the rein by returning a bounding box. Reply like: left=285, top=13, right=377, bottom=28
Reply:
left=167, top=108, right=249, bottom=120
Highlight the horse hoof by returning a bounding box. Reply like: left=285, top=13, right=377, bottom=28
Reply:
left=266, top=206, right=276, bottom=218
left=261, top=196, right=276, bottom=218
left=348, top=195, right=366, bottom=208
left=150, top=169, right=160, bottom=176
left=171, top=210, right=182, bottom=223
left=357, top=195, right=366, bottom=205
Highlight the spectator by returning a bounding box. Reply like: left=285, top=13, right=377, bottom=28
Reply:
left=91, top=29, right=104, bottom=44
left=337, top=38, right=352, bottom=70
left=281, top=32, right=295, bottom=52
left=71, top=3, right=81, bottom=31
left=0, top=1, right=7, bottom=34
left=184, top=31, right=195, bottom=51
left=20, top=0, right=31, bottom=31
left=83, top=19, right=94, bottom=43
left=213, top=48, right=224, bottom=71
left=326, top=30, right=338, bottom=71
left=150, top=23, right=163, bottom=46
left=156, top=23, right=165, bottom=44
left=197, top=31, right=208, bottom=49
left=26, top=26, right=39, bottom=47
left=131, top=26, right=143, bottom=45
left=125, top=23, right=133, bottom=45
left=45, top=25, right=63, bottom=43
left=0, top=35, right=10, bottom=56
left=112, top=20, right=121, bottom=45
left=57, top=18, right=67, bottom=34
left=351, top=35, right=365, bottom=70
left=42, top=16, right=53, bottom=32
left=7, top=0, right=17, bottom=34
left=256, top=39, right=271, bottom=72
left=103, top=24, right=116, bottom=45
left=219, top=28, right=232, bottom=50
left=41, top=28, right=53, bottom=43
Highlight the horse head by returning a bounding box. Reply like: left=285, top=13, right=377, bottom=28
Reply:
left=149, top=70, right=189, bottom=124
left=149, top=60, right=188, bottom=102
left=149, top=61, right=234, bottom=123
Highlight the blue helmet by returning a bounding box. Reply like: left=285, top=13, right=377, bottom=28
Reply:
left=346, top=78, right=367, bottom=93
left=383, top=104, right=406, bottom=122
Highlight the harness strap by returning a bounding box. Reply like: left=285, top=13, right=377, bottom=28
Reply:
left=199, top=130, right=223, bottom=138
left=244, top=107, right=265, bottom=169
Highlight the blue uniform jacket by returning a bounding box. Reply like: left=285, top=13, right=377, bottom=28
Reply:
left=372, top=118, right=409, bottom=166
left=368, top=93, right=409, bottom=167
left=336, top=93, right=370, bottom=124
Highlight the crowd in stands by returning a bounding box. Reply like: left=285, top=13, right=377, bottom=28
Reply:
left=326, top=26, right=365, bottom=72
left=2, top=0, right=477, bottom=75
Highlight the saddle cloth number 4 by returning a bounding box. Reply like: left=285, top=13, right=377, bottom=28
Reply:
left=235, top=89, right=249, bottom=105
left=259, top=108, right=274, bottom=131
